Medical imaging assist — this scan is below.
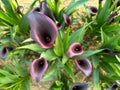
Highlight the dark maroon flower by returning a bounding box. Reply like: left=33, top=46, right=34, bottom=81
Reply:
left=112, top=0, right=120, bottom=7
left=99, top=0, right=103, bottom=4
left=63, top=13, right=71, bottom=26
left=103, top=48, right=120, bottom=55
left=0, top=47, right=13, bottom=59
left=30, top=58, right=48, bottom=82
left=40, top=1, right=56, bottom=22
left=108, top=12, right=118, bottom=24
left=57, top=23, right=62, bottom=30
left=117, top=0, right=120, bottom=7
left=54, top=0, right=58, bottom=3
left=67, top=43, right=83, bottom=58
left=107, top=83, right=118, bottom=90
left=87, top=6, right=98, bottom=16
left=28, top=11, right=58, bottom=48
left=71, top=82, right=88, bottom=90
left=75, top=58, right=92, bottom=76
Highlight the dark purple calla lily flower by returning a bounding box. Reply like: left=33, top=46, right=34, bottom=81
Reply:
left=112, top=0, right=120, bottom=7
left=108, top=12, right=118, bottom=24
left=0, top=47, right=13, bottom=59
left=40, top=1, right=56, bottom=22
left=30, top=58, right=48, bottom=83
left=103, top=48, right=120, bottom=55
left=67, top=43, right=83, bottom=58
left=63, top=13, right=71, bottom=26
left=87, top=6, right=98, bottom=16
left=71, top=82, right=88, bottom=90
left=99, top=0, right=103, bottom=4
left=117, top=0, right=120, bottom=7
left=75, top=58, right=92, bottom=76
left=28, top=11, right=58, bottom=48
left=107, top=83, right=118, bottom=90
left=54, top=0, right=58, bottom=3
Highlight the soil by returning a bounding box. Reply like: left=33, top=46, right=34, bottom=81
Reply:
left=17, top=0, right=98, bottom=90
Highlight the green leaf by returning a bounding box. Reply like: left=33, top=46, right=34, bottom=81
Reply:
left=79, top=49, right=104, bottom=58
left=54, top=32, right=64, bottom=56
left=103, top=24, right=120, bottom=33
left=17, top=44, right=45, bottom=53
left=20, top=78, right=30, bottom=90
left=65, top=0, right=88, bottom=14
left=101, top=34, right=120, bottom=50
left=62, top=54, right=68, bottom=64
left=110, top=63, right=120, bottom=76
left=13, top=64, right=28, bottom=77
left=0, top=77, right=14, bottom=84
left=42, top=62, right=59, bottom=81
left=63, top=27, right=70, bottom=52
left=40, top=49, right=57, bottom=61
left=93, top=68, right=99, bottom=87
left=101, top=30, right=109, bottom=44
left=102, top=54, right=118, bottom=63
left=100, top=62, right=115, bottom=73
left=69, top=26, right=85, bottom=45
left=1, top=0, right=20, bottom=23
left=55, top=80, right=63, bottom=86
left=96, top=0, right=112, bottom=27
left=116, top=55, right=120, bottom=62
left=65, top=61, right=76, bottom=80
left=49, top=82, right=58, bottom=90
left=19, top=14, right=29, bottom=34
left=21, top=38, right=33, bottom=44
left=10, top=25, right=19, bottom=41
left=91, top=55, right=99, bottom=68
left=69, top=22, right=91, bottom=45
left=0, top=10, right=17, bottom=25
left=0, top=69, right=18, bottom=81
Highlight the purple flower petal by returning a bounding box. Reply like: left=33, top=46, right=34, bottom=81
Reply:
left=67, top=43, right=83, bottom=58
left=40, top=1, right=56, bottom=22
left=87, top=6, right=98, bottom=16
left=30, top=58, right=48, bottom=82
left=75, top=58, right=92, bottom=76
left=28, top=11, right=58, bottom=48
left=99, top=0, right=103, bottom=4
left=117, top=0, right=120, bottom=7
left=103, top=48, right=120, bottom=55
left=108, top=12, right=118, bottom=24
left=63, top=13, right=71, bottom=26
left=0, top=47, right=13, bottom=59
left=107, top=83, right=118, bottom=90
left=54, top=0, right=58, bottom=3
left=71, top=82, right=88, bottom=90
left=112, top=0, right=120, bottom=7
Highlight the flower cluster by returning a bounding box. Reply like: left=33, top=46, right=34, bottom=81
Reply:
left=28, top=0, right=92, bottom=89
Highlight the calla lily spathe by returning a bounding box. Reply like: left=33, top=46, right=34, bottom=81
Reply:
left=75, top=58, right=92, bottom=76
left=87, top=6, right=98, bottom=16
left=103, top=48, right=120, bottom=55
left=107, top=83, right=118, bottom=90
left=0, top=47, right=13, bottom=59
left=71, top=82, right=88, bottom=90
left=63, top=13, right=71, bottom=26
left=67, top=43, right=83, bottom=58
left=30, top=58, right=48, bottom=82
left=112, top=0, right=120, bottom=7
left=28, top=10, right=58, bottom=48
left=108, top=12, right=118, bottom=24
left=40, top=1, right=56, bottom=22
